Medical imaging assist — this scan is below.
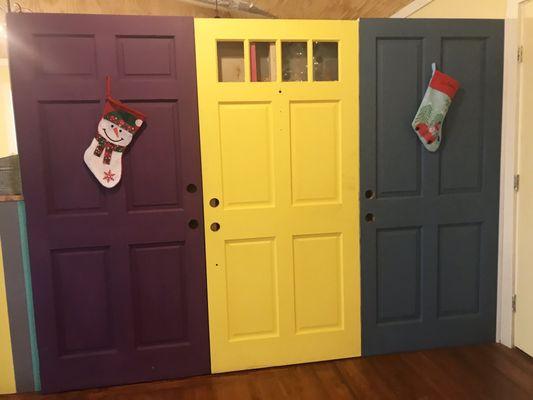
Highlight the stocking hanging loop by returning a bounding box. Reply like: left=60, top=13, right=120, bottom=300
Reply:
left=105, top=76, right=111, bottom=99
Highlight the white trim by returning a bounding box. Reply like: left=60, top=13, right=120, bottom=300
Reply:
left=497, top=0, right=529, bottom=348
left=390, top=0, right=434, bottom=18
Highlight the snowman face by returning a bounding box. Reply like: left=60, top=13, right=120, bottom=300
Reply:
left=98, top=118, right=134, bottom=146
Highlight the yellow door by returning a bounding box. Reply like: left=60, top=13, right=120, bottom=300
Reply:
left=515, top=0, right=533, bottom=357
left=195, top=19, right=360, bottom=372
left=0, top=242, right=16, bottom=394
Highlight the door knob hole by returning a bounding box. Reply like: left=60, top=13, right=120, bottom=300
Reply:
left=365, top=213, right=375, bottom=223
left=209, top=198, right=220, bottom=208
left=186, top=184, right=197, bottom=193
left=210, top=222, right=221, bottom=232
left=188, top=219, right=199, bottom=229
left=365, top=190, right=375, bottom=199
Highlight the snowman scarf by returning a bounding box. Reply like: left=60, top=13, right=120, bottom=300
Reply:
left=84, top=77, right=146, bottom=188
left=93, top=133, right=125, bottom=164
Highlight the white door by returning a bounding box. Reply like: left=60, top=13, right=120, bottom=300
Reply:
left=515, top=0, right=533, bottom=357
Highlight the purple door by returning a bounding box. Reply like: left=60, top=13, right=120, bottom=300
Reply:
left=7, top=13, right=210, bottom=392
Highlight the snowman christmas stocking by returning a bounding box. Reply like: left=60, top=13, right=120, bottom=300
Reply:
left=412, top=63, right=460, bottom=152
left=84, top=77, right=146, bottom=188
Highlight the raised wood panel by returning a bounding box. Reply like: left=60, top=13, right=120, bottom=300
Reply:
left=35, top=34, right=97, bottom=77
left=51, top=247, right=114, bottom=356
left=376, top=228, right=421, bottom=324
left=439, top=38, right=486, bottom=194
left=39, top=100, right=104, bottom=214
left=290, top=101, right=341, bottom=206
left=124, top=100, right=182, bottom=211
left=130, top=242, right=188, bottom=349
left=117, top=36, right=176, bottom=78
left=376, top=38, right=422, bottom=198
left=293, top=233, right=343, bottom=334
left=218, top=102, right=274, bottom=210
left=438, top=223, right=481, bottom=318
left=224, top=238, right=279, bottom=342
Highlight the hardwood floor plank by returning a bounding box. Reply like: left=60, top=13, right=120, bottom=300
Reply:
left=1, top=345, right=531, bottom=400
left=334, top=357, right=400, bottom=400
left=367, top=353, right=448, bottom=400
left=310, top=362, right=354, bottom=400
left=399, top=351, right=472, bottom=399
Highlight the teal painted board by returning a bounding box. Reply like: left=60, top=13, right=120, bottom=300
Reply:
left=17, top=202, right=40, bottom=391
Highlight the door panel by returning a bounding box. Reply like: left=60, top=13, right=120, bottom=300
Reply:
left=516, top=0, right=533, bottom=357
left=219, top=102, right=275, bottom=209
left=376, top=228, right=421, bottom=323
left=225, top=237, right=278, bottom=341
left=8, top=13, right=210, bottom=392
left=195, top=19, right=360, bottom=372
left=290, top=101, right=341, bottom=204
left=293, top=233, right=343, bottom=333
left=360, top=19, right=503, bottom=355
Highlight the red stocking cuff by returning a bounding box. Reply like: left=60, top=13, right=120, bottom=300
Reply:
left=429, top=70, right=460, bottom=99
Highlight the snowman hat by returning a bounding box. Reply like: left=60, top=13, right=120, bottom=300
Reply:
left=102, top=77, right=146, bottom=134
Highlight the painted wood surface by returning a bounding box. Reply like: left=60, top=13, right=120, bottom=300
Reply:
left=0, top=237, right=16, bottom=394
left=0, top=202, right=38, bottom=393
left=7, top=13, right=210, bottom=392
left=515, top=0, right=533, bottom=357
left=359, top=19, right=503, bottom=355
left=195, top=18, right=360, bottom=373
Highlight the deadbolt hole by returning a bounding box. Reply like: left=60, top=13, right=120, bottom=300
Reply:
left=209, top=198, right=220, bottom=208
left=186, top=184, right=197, bottom=193
left=365, top=190, right=375, bottom=199
left=188, top=219, right=199, bottom=229
left=365, top=213, right=375, bottom=223
left=210, top=222, right=221, bottom=232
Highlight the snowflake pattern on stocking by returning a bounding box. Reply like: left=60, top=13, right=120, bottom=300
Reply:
left=103, top=170, right=116, bottom=183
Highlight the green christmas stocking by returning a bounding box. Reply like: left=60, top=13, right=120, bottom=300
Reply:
left=412, top=63, right=460, bottom=152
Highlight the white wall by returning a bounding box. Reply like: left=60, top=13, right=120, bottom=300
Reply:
left=409, top=0, right=507, bottom=18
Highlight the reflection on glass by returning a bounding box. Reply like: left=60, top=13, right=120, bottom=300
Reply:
left=313, top=42, right=338, bottom=81
left=217, top=41, right=244, bottom=82
left=282, top=42, right=308, bottom=82
left=250, top=42, right=276, bottom=82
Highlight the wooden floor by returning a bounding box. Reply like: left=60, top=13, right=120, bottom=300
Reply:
left=2, top=344, right=532, bottom=400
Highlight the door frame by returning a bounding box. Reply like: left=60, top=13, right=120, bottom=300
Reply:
left=497, top=0, right=530, bottom=348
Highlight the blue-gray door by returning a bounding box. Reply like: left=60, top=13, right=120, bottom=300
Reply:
left=360, top=19, right=503, bottom=355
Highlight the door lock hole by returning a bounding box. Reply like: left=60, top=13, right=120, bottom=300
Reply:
left=365, top=190, right=375, bottom=199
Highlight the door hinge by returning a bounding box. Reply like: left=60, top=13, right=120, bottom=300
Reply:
left=518, top=45, right=524, bottom=63
left=512, top=294, right=517, bottom=313
left=514, top=174, right=520, bottom=192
